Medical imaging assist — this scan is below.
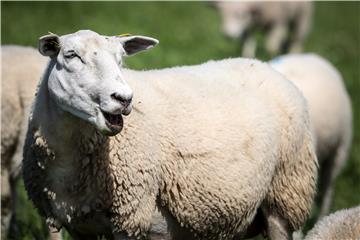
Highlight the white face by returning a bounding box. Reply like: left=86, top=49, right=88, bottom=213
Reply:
left=216, top=2, right=252, bottom=39
left=38, top=30, right=158, bottom=135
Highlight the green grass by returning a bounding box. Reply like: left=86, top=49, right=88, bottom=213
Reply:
left=2, top=2, right=359, bottom=239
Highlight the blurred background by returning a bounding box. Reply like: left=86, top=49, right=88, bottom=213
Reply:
left=1, top=1, right=359, bottom=239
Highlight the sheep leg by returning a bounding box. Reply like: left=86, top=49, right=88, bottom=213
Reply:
left=1, top=168, right=11, bottom=239
left=48, top=228, right=63, bottom=240
left=233, top=208, right=267, bottom=239
left=113, top=232, right=139, bottom=240
left=318, top=142, right=349, bottom=218
left=241, top=35, right=257, bottom=58
left=67, top=230, right=99, bottom=240
left=265, top=22, right=288, bottom=55
left=147, top=209, right=171, bottom=240
left=289, top=5, right=312, bottom=53
left=7, top=175, right=20, bottom=239
left=7, top=108, right=31, bottom=239
left=265, top=212, right=292, bottom=240
left=159, top=208, right=196, bottom=240
left=317, top=155, right=336, bottom=218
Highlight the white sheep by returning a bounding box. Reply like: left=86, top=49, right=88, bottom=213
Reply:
left=214, top=1, right=313, bottom=57
left=1, top=45, right=64, bottom=240
left=1, top=45, right=168, bottom=239
left=304, top=206, right=360, bottom=240
left=269, top=53, right=353, bottom=217
left=1, top=45, right=49, bottom=238
left=23, top=30, right=318, bottom=240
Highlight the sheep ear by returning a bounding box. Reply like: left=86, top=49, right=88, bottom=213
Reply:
left=117, top=35, right=159, bottom=56
left=38, top=34, right=60, bottom=57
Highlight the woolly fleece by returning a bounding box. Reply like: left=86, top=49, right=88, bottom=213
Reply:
left=24, top=56, right=318, bottom=239
left=305, top=206, right=360, bottom=240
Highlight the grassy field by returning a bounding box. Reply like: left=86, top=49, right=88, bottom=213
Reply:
left=2, top=2, right=360, bottom=239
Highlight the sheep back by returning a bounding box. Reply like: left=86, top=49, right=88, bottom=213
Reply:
left=305, top=206, right=360, bottom=240
left=123, top=58, right=318, bottom=237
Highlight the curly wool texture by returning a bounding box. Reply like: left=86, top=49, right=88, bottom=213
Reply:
left=24, top=58, right=317, bottom=239
left=305, top=206, right=360, bottom=240
left=24, top=123, right=164, bottom=239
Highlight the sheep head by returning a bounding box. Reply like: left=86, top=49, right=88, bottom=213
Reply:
left=38, top=30, right=158, bottom=136
left=215, top=1, right=254, bottom=39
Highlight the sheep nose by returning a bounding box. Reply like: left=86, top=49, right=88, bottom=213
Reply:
left=111, top=92, right=132, bottom=108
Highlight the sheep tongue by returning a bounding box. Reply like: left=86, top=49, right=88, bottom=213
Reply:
left=102, top=111, right=123, bottom=130
left=110, top=114, right=122, bottom=126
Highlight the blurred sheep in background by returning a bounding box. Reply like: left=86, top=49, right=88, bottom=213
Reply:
left=304, top=205, right=360, bottom=240
left=214, top=1, right=313, bottom=58
left=270, top=53, right=353, bottom=218
left=1, top=45, right=62, bottom=240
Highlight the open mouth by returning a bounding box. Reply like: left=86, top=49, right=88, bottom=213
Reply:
left=101, top=110, right=124, bottom=132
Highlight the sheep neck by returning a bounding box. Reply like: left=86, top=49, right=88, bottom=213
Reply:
left=29, top=65, right=161, bottom=235
left=34, top=60, right=105, bottom=157
left=31, top=61, right=113, bottom=225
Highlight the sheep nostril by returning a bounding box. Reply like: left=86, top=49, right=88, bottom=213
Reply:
left=111, top=93, right=132, bottom=107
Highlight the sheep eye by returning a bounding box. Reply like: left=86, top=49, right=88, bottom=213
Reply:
left=64, top=52, right=79, bottom=59
left=64, top=51, right=85, bottom=64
